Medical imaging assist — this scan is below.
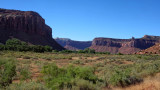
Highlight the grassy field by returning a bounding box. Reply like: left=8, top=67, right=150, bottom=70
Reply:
left=0, top=51, right=160, bottom=90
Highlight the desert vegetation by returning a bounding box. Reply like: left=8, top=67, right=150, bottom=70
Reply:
left=0, top=50, right=160, bottom=90
left=0, top=39, right=52, bottom=53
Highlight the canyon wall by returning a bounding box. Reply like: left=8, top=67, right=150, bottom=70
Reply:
left=0, top=8, right=64, bottom=50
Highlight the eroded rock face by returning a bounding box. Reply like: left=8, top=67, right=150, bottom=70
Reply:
left=0, top=8, right=64, bottom=50
left=55, top=38, right=92, bottom=50
left=90, top=35, right=160, bottom=54
left=136, top=43, right=160, bottom=55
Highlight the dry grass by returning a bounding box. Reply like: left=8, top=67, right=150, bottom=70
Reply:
left=112, top=73, right=160, bottom=90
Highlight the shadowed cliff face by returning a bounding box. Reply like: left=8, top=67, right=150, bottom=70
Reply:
left=90, top=36, right=160, bottom=54
left=55, top=38, right=92, bottom=50
left=0, top=9, right=64, bottom=50
left=137, top=43, right=160, bottom=54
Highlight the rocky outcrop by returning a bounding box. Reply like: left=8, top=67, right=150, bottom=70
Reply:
left=55, top=38, right=92, bottom=50
left=0, top=8, right=64, bottom=50
left=137, top=43, right=160, bottom=54
left=64, top=45, right=79, bottom=51
left=142, top=35, right=160, bottom=41
left=90, top=35, right=160, bottom=54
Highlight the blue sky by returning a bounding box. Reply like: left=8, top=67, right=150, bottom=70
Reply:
left=1, top=0, right=160, bottom=41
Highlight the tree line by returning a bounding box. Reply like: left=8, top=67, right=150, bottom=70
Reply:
left=0, top=38, right=111, bottom=54
left=55, top=48, right=111, bottom=54
left=0, top=39, right=52, bottom=53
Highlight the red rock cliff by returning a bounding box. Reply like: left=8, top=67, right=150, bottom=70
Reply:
left=90, top=36, right=160, bottom=54
left=0, top=8, right=64, bottom=50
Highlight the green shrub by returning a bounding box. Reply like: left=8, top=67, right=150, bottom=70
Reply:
left=17, top=45, right=30, bottom=52
left=71, top=60, right=84, bottom=65
left=42, top=63, right=103, bottom=90
left=32, top=45, right=45, bottom=53
left=0, top=58, right=16, bottom=87
left=59, top=50, right=73, bottom=53
left=117, top=53, right=123, bottom=55
left=0, top=44, right=5, bottom=50
left=6, top=38, right=22, bottom=46
left=95, top=63, right=105, bottom=67
left=5, top=81, right=49, bottom=90
left=70, top=78, right=100, bottom=90
left=42, top=63, right=69, bottom=89
left=20, top=67, right=31, bottom=81
left=104, top=52, right=110, bottom=54
left=100, top=58, right=160, bottom=87
left=78, top=50, right=85, bottom=53
left=97, top=52, right=110, bottom=54
left=109, top=69, right=142, bottom=87
left=133, top=61, right=160, bottom=77
left=84, top=48, right=95, bottom=54
left=77, top=48, right=95, bottom=54
left=44, top=45, right=52, bottom=52
left=5, top=39, right=28, bottom=51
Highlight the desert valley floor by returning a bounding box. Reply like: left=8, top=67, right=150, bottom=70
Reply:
left=1, top=51, right=160, bottom=90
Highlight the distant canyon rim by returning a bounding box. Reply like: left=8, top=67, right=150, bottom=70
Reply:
left=0, top=8, right=160, bottom=54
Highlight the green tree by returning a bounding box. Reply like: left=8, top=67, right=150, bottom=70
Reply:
left=6, top=38, right=22, bottom=46
left=44, top=45, right=52, bottom=52
left=32, top=45, right=45, bottom=53
left=5, top=39, right=30, bottom=51
left=4, top=38, right=53, bottom=52
left=84, top=48, right=95, bottom=53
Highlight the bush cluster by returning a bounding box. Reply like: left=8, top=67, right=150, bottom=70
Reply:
left=42, top=63, right=103, bottom=90
left=57, top=48, right=110, bottom=54
left=0, top=58, right=16, bottom=88
left=57, top=48, right=96, bottom=54
left=78, top=48, right=96, bottom=53
left=5, top=81, right=49, bottom=90
left=109, top=69, right=142, bottom=87
left=99, top=57, right=160, bottom=87
left=0, top=39, right=52, bottom=53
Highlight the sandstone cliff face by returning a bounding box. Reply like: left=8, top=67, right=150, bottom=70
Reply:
left=0, top=8, right=64, bottom=50
left=90, top=36, right=160, bottom=54
left=137, top=43, right=160, bottom=55
left=55, top=38, right=92, bottom=50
